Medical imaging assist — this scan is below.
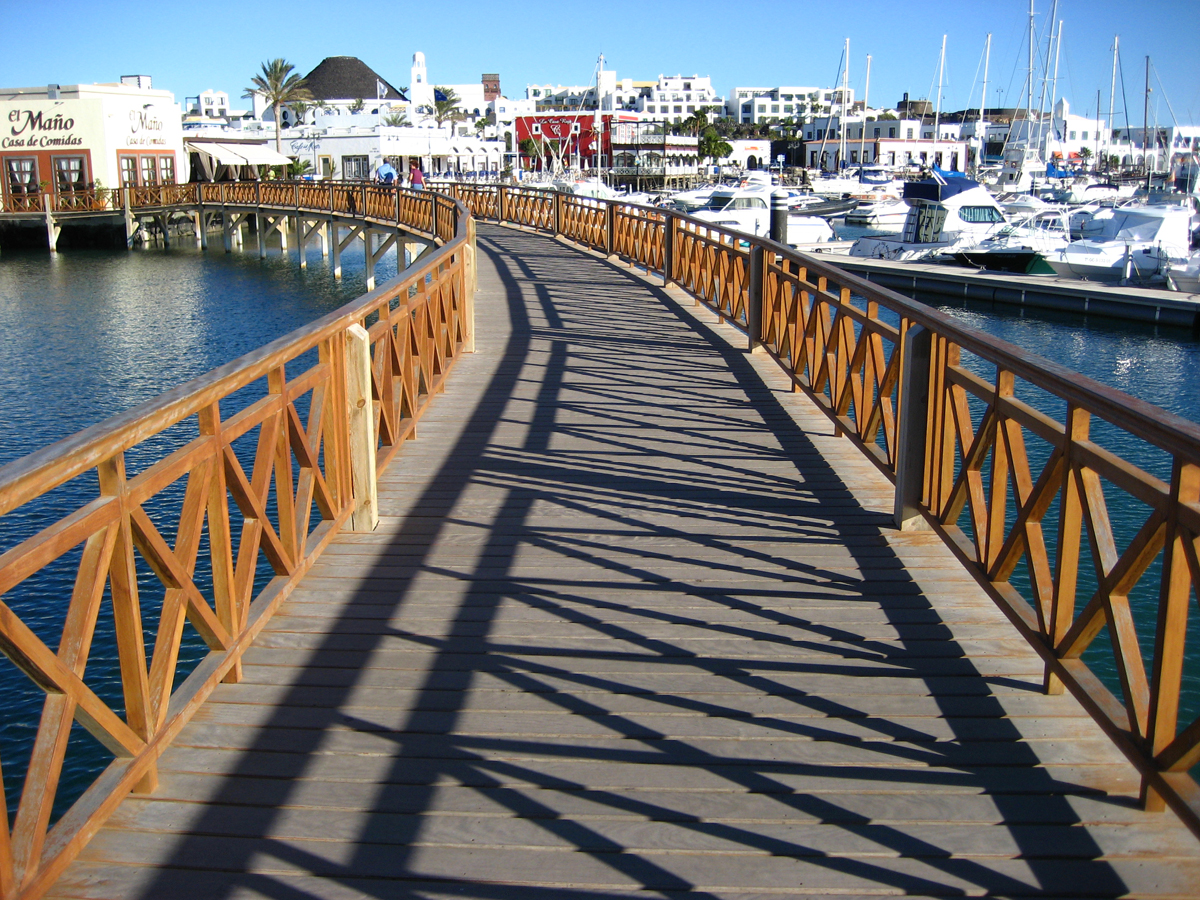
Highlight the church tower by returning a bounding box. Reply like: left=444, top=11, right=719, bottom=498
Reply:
left=410, top=52, right=435, bottom=117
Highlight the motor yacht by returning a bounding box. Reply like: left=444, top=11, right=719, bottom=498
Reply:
left=689, top=187, right=834, bottom=246
left=953, top=208, right=1072, bottom=273
left=1043, top=206, right=1193, bottom=283
left=849, top=174, right=1006, bottom=260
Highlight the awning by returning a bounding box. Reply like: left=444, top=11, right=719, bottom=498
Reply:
left=230, top=143, right=292, bottom=166
left=187, top=142, right=251, bottom=165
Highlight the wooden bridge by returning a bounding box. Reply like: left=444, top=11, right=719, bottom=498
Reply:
left=3, top=185, right=1200, bottom=898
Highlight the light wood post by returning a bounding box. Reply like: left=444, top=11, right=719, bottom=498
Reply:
left=605, top=202, right=615, bottom=257
left=344, top=324, right=379, bottom=532
left=893, top=324, right=933, bottom=531
left=464, top=216, right=477, bottom=353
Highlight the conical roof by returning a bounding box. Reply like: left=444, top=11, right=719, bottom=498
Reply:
left=302, top=57, right=406, bottom=102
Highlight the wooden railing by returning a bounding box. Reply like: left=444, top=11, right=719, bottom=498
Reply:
left=3, top=182, right=458, bottom=244
left=436, top=181, right=1200, bottom=841
left=0, top=193, right=475, bottom=899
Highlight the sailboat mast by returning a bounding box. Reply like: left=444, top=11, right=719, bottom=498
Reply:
left=840, top=37, right=850, bottom=171
left=1108, top=35, right=1118, bottom=172
left=977, top=33, right=991, bottom=173
left=859, top=54, right=871, bottom=169
left=1051, top=19, right=1062, bottom=157
left=934, top=34, right=946, bottom=152
left=1144, top=55, right=1152, bottom=190
left=1027, top=0, right=1035, bottom=135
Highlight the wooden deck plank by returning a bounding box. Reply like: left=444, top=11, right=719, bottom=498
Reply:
left=49, top=224, right=1200, bottom=899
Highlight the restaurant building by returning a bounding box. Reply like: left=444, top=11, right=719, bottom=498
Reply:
left=0, top=77, right=188, bottom=205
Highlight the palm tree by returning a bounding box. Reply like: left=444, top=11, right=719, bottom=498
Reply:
left=288, top=100, right=310, bottom=126
left=433, top=87, right=464, bottom=128
left=245, top=59, right=312, bottom=154
left=698, top=126, right=732, bottom=166
left=383, top=109, right=410, bottom=127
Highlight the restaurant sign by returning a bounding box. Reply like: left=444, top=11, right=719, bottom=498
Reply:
left=3, top=109, right=83, bottom=149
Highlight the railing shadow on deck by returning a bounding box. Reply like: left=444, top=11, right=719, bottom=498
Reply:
left=115, top=225, right=1135, bottom=898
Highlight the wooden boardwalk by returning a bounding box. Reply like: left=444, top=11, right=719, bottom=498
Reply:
left=49, top=226, right=1200, bottom=898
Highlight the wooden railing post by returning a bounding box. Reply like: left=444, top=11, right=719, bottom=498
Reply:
left=747, top=243, right=764, bottom=353
left=464, top=216, right=477, bottom=353
left=662, top=215, right=676, bottom=285
left=893, top=324, right=933, bottom=531
left=553, top=192, right=563, bottom=236
left=605, top=202, right=615, bottom=257
left=498, top=185, right=508, bottom=223
left=343, top=325, right=378, bottom=533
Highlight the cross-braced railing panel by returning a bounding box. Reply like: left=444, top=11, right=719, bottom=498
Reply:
left=0, top=195, right=473, bottom=900
left=613, top=206, right=665, bottom=275
left=675, top=221, right=751, bottom=329
left=559, top=196, right=608, bottom=252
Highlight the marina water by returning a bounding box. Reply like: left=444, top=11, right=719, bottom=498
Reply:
left=1, top=235, right=1198, bottom=821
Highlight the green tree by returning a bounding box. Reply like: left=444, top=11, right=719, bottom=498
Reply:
left=244, top=59, right=312, bottom=154
left=382, top=109, right=410, bottom=127
left=698, top=126, right=732, bottom=165
left=433, top=86, right=465, bottom=128
left=1078, top=146, right=1094, bottom=170
left=287, top=158, right=313, bottom=178
left=288, top=100, right=310, bottom=126
left=349, top=97, right=365, bottom=113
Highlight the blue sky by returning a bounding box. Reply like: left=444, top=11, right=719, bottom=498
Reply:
left=3, top=0, right=1197, bottom=126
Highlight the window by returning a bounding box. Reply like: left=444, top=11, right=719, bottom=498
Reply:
left=140, top=156, right=158, bottom=186
left=159, top=156, right=175, bottom=184
left=674, top=105, right=682, bottom=113
left=784, top=104, right=793, bottom=114
left=873, top=127, right=881, bottom=138
left=319, top=155, right=333, bottom=177
left=851, top=151, right=858, bottom=163
left=54, top=156, right=86, bottom=192
left=342, top=155, right=370, bottom=179
left=757, top=105, right=765, bottom=113
left=684, top=82, right=691, bottom=90
left=889, top=127, right=896, bottom=138
left=1069, top=130, right=1076, bottom=140
left=120, top=156, right=138, bottom=187
left=958, top=205, right=1005, bottom=223
left=771, top=105, right=779, bottom=113
left=907, top=128, right=914, bottom=139
left=5, top=157, right=37, bottom=195
left=1082, top=131, right=1088, bottom=140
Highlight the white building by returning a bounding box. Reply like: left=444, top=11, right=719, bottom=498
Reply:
left=728, top=86, right=854, bottom=125
left=0, top=77, right=189, bottom=198
left=528, top=67, right=722, bottom=126
left=803, top=114, right=968, bottom=171
left=632, top=75, right=722, bottom=125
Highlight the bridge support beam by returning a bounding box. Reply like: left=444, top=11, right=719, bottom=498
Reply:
left=364, top=228, right=397, bottom=292
left=332, top=223, right=363, bottom=281
left=44, top=207, right=60, bottom=254
left=893, top=324, right=933, bottom=532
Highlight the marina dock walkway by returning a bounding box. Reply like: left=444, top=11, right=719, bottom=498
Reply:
left=48, top=225, right=1200, bottom=898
